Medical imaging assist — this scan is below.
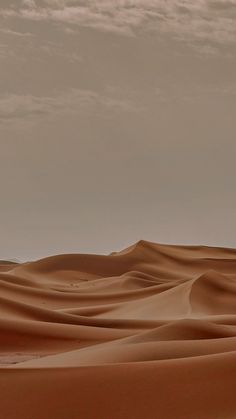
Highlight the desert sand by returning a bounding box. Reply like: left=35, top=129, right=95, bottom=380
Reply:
left=0, top=240, right=236, bottom=418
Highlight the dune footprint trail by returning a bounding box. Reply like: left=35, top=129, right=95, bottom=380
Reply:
left=0, top=240, right=236, bottom=419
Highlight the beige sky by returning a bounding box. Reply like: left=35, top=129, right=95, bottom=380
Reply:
left=1, top=0, right=236, bottom=260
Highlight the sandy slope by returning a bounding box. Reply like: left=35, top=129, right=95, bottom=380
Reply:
left=0, top=240, right=236, bottom=418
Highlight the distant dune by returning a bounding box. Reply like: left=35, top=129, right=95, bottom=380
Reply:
left=0, top=240, right=236, bottom=418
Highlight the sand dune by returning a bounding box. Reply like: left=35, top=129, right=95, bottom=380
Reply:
left=0, top=240, right=236, bottom=418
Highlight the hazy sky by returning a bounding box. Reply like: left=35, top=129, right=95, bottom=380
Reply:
left=1, top=0, right=236, bottom=260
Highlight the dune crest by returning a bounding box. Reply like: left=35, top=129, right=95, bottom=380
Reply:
left=0, top=241, right=236, bottom=418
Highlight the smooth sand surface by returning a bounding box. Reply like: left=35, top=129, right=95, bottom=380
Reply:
left=0, top=240, right=236, bottom=418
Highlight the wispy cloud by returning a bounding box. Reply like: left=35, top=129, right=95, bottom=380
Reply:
left=0, top=28, right=33, bottom=37
left=0, top=88, right=140, bottom=123
left=0, top=0, right=236, bottom=47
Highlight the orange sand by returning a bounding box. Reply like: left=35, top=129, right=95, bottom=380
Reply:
left=0, top=240, right=236, bottom=418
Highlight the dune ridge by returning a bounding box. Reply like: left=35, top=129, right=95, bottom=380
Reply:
left=0, top=240, right=236, bottom=418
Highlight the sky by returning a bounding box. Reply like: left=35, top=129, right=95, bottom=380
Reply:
left=1, top=0, right=236, bottom=260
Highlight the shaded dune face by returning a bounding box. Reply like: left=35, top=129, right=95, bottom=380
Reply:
left=0, top=240, right=236, bottom=419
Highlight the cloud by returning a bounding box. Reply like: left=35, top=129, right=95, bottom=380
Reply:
left=0, top=88, right=140, bottom=123
left=0, top=0, right=235, bottom=47
left=209, top=0, right=236, bottom=10
left=0, top=28, right=33, bottom=37
left=22, top=0, right=36, bottom=7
